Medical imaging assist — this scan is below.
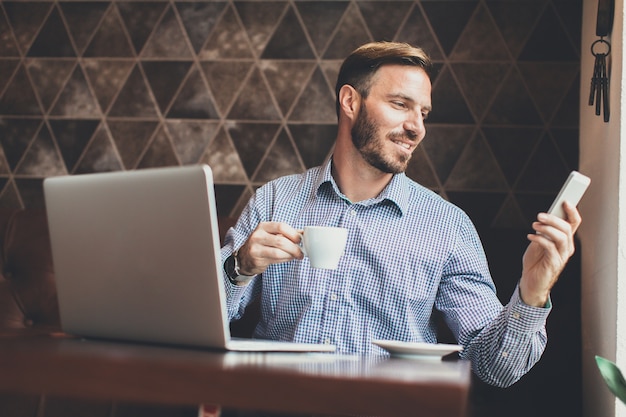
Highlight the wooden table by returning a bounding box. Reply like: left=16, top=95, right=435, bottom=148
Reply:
left=0, top=335, right=471, bottom=417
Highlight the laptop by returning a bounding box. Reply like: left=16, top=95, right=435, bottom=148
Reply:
left=43, top=164, right=335, bottom=353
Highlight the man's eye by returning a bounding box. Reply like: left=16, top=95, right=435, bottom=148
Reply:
left=393, top=101, right=406, bottom=108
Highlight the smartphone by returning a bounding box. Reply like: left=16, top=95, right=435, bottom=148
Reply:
left=547, top=171, right=591, bottom=219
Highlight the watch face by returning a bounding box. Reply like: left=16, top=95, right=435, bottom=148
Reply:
left=225, top=254, right=238, bottom=279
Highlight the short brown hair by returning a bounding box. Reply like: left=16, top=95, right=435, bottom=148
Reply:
left=335, top=42, right=433, bottom=117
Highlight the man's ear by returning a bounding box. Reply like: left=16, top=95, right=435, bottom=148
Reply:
left=338, top=85, right=361, bottom=121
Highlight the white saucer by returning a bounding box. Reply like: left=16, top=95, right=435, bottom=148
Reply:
left=372, top=340, right=463, bottom=360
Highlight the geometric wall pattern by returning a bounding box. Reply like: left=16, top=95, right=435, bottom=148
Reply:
left=0, top=0, right=582, bottom=230
left=0, top=1, right=584, bottom=417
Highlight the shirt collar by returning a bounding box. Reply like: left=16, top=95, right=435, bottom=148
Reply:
left=314, top=157, right=408, bottom=216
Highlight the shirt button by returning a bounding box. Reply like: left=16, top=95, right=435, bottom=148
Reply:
left=330, top=293, right=338, bottom=301
left=512, top=312, right=521, bottom=319
left=350, top=210, right=357, bottom=216
left=324, top=338, right=332, bottom=345
left=501, top=351, right=509, bottom=358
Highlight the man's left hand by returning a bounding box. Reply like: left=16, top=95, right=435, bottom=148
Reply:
left=519, top=201, right=582, bottom=307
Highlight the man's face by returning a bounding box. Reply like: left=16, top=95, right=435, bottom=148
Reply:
left=351, top=65, right=432, bottom=174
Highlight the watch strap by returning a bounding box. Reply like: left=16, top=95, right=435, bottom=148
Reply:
left=225, top=251, right=254, bottom=284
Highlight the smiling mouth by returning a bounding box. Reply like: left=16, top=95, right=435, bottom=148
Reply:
left=392, top=140, right=412, bottom=150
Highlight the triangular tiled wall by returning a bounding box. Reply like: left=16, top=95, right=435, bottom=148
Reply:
left=0, top=0, right=582, bottom=228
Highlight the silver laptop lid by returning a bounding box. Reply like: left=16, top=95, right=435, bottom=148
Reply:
left=44, top=165, right=231, bottom=348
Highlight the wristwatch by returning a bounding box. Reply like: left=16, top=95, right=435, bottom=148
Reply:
left=224, top=250, right=254, bottom=285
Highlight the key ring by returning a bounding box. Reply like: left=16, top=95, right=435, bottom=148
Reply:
left=591, top=38, right=611, bottom=57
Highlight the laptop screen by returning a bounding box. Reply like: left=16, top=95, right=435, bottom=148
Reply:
left=44, top=165, right=232, bottom=348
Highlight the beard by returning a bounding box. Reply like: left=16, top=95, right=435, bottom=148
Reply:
left=351, top=103, right=414, bottom=174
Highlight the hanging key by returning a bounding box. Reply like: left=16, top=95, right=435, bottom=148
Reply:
left=589, top=38, right=611, bottom=122
left=588, top=52, right=601, bottom=109
left=600, top=53, right=610, bottom=122
left=595, top=53, right=605, bottom=116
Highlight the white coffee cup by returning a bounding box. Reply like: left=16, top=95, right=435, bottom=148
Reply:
left=300, top=226, right=348, bottom=270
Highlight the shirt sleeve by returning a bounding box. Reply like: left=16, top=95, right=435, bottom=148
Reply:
left=462, top=286, right=550, bottom=387
left=220, top=189, right=266, bottom=322
left=436, top=215, right=550, bottom=388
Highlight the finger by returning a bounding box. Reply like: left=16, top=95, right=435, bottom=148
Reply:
left=562, top=201, right=582, bottom=232
left=526, top=236, right=569, bottom=274
left=260, top=221, right=302, bottom=244
left=247, top=245, right=299, bottom=265
left=530, top=222, right=573, bottom=259
left=265, top=232, right=303, bottom=259
left=537, top=210, right=577, bottom=247
left=239, top=237, right=300, bottom=276
left=248, top=223, right=304, bottom=261
left=536, top=212, right=571, bottom=232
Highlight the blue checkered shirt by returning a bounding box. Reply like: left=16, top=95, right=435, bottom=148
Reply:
left=222, top=158, right=551, bottom=388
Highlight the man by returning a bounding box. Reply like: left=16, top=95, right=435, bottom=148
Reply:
left=220, top=41, right=581, bottom=388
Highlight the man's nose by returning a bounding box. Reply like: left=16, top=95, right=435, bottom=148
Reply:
left=404, top=112, right=425, bottom=140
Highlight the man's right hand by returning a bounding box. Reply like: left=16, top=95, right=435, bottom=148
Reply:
left=235, top=222, right=304, bottom=276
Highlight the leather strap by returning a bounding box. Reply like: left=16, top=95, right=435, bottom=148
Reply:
left=596, top=0, right=614, bottom=37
